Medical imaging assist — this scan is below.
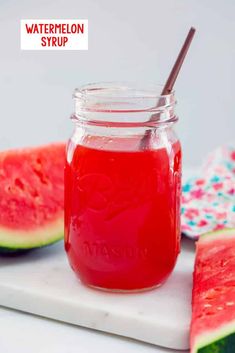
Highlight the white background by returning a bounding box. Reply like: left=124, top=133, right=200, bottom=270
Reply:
left=0, top=0, right=235, bottom=167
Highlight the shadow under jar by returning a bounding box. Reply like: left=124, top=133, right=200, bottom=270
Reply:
left=65, top=82, right=182, bottom=292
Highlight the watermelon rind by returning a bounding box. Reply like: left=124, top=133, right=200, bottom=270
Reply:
left=192, top=321, right=235, bottom=353
left=0, top=217, right=63, bottom=250
left=198, top=227, right=235, bottom=243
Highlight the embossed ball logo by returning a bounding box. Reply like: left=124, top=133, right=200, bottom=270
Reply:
left=77, top=172, right=160, bottom=219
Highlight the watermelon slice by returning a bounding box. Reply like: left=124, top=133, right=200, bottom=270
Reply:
left=0, top=143, right=65, bottom=251
left=191, top=228, right=235, bottom=353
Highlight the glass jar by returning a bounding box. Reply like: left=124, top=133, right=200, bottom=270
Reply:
left=65, top=82, right=182, bottom=292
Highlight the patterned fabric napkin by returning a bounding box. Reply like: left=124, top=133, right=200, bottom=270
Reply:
left=181, top=145, right=235, bottom=240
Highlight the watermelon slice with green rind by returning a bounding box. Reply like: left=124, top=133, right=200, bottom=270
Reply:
left=0, top=143, right=65, bottom=251
left=191, top=228, right=235, bottom=353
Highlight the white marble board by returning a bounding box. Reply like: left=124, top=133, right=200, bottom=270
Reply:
left=0, top=239, right=195, bottom=350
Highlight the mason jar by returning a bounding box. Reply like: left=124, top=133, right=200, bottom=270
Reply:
left=65, top=82, right=182, bottom=292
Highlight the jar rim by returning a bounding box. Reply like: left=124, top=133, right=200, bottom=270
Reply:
left=72, top=81, right=177, bottom=127
left=74, top=81, right=175, bottom=101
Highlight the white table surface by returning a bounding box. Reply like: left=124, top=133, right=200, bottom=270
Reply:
left=0, top=305, right=185, bottom=353
left=0, top=238, right=192, bottom=353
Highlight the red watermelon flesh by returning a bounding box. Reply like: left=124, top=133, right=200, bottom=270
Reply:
left=0, top=143, right=65, bottom=250
left=191, top=228, right=235, bottom=353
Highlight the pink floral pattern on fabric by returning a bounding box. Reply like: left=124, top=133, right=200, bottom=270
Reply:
left=181, top=146, right=235, bottom=240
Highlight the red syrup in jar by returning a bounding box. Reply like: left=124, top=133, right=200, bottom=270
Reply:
left=65, top=137, right=181, bottom=291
